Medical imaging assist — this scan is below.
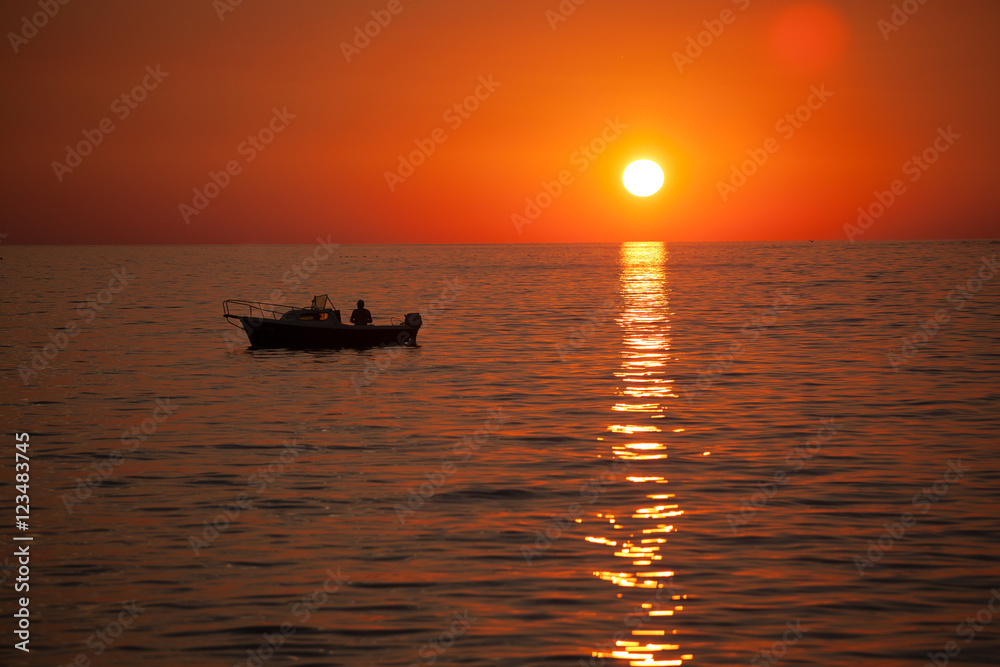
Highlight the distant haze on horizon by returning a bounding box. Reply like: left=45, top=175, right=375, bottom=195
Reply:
left=2, top=0, right=999, bottom=244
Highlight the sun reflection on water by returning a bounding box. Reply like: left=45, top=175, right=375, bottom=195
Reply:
left=586, top=242, right=691, bottom=667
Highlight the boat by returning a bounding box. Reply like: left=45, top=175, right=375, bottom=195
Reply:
left=223, top=294, right=422, bottom=349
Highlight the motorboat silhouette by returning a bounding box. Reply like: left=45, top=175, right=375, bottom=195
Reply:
left=223, top=294, right=421, bottom=349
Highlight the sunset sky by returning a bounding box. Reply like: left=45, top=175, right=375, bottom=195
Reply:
left=2, top=0, right=998, bottom=244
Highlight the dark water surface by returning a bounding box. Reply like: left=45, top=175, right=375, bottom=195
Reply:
left=1, top=241, right=998, bottom=666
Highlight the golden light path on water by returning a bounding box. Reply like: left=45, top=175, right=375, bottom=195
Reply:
left=588, top=242, right=692, bottom=667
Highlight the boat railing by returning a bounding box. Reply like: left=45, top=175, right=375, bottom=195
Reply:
left=223, top=299, right=296, bottom=324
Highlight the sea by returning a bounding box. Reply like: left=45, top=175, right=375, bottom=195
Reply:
left=1, top=240, right=998, bottom=667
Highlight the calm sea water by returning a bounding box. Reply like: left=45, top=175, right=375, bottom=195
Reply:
left=1, top=241, right=998, bottom=667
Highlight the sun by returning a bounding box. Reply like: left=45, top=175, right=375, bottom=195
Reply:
left=623, top=159, right=664, bottom=197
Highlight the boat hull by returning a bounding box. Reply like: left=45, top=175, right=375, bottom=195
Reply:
left=239, top=316, right=420, bottom=349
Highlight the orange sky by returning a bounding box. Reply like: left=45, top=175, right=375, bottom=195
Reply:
left=2, top=0, right=998, bottom=244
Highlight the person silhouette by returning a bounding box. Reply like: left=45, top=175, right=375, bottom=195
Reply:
left=350, top=299, right=373, bottom=326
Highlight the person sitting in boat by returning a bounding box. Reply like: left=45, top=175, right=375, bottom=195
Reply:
left=350, top=299, right=373, bottom=326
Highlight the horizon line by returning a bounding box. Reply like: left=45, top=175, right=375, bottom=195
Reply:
left=2, top=237, right=998, bottom=247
